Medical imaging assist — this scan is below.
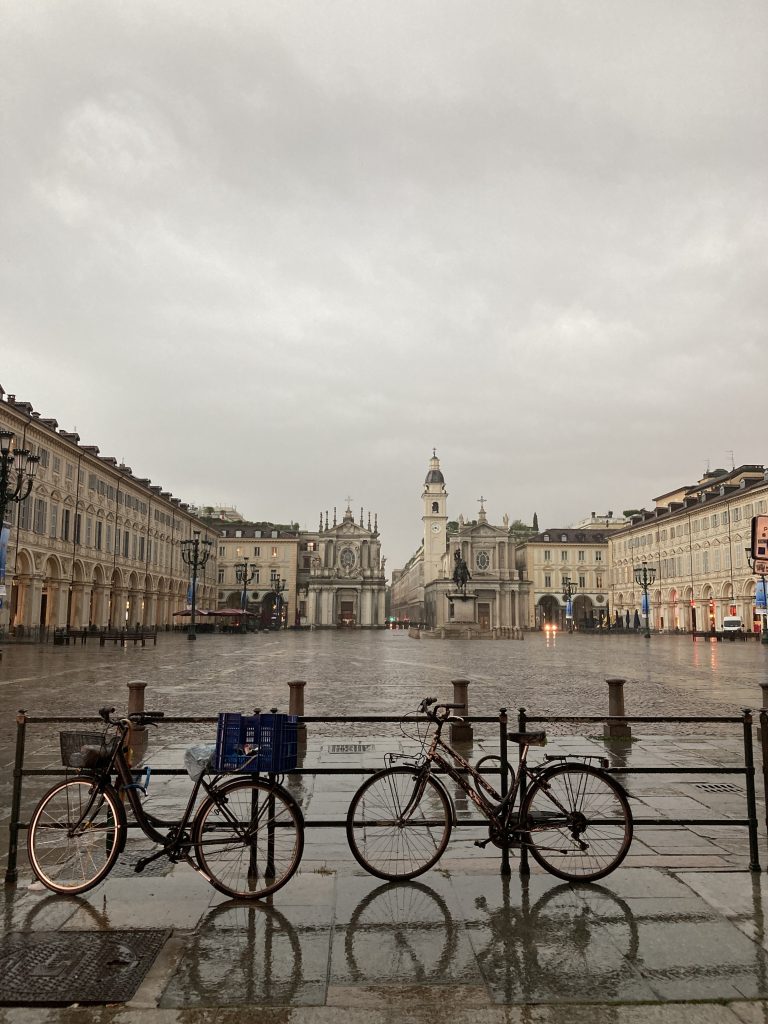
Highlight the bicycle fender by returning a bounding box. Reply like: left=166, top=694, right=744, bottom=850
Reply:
left=214, top=775, right=306, bottom=826
left=535, top=760, right=631, bottom=798
left=424, top=772, right=458, bottom=825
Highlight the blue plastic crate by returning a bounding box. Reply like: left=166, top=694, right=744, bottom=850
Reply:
left=214, top=712, right=298, bottom=773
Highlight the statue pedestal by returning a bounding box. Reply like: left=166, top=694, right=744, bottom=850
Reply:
left=449, top=592, right=477, bottom=624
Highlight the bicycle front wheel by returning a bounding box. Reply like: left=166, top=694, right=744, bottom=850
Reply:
left=193, top=778, right=304, bottom=899
left=346, top=767, right=452, bottom=881
left=521, top=763, right=632, bottom=881
left=27, top=778, right=125, bottom=894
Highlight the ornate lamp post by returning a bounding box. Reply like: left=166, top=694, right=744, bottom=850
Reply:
left=562, top=576, right=577, bottom=633
left=272, top=574, right=287, bottom=630
left=234, top=557, right=256, bottom=633
left=180, top=530, right=212, bottom=641
left=1, top=430, right=40, bottom=528
left=745, top=547, right=768, bottom=644
left=633, top=559, right=656, bottom=639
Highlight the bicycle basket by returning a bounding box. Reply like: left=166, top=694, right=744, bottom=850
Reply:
left=214, top=712, right=298, bottom=773
left=60, top=731, right=117, bottom=770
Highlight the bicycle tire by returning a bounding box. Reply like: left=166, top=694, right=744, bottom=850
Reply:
left=521, top=763, right=632, bottom=881
left=27, top=777, right=125, bottom=894
left=346, top=767, right=452, bottom=881
left=193, top=777, right=304, bottom=899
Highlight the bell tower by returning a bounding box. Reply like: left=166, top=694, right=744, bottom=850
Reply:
left=422, top=449, right=448, bottom=586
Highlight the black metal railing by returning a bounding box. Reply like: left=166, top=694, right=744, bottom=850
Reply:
left=4, top=707, right=764, bottom=886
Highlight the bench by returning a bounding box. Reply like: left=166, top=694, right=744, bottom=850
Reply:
left=99, top=631, right=158, bottom=648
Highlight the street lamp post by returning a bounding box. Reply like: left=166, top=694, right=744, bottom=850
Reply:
left=272, top=575, right=287, bottom=630
left=234, top=557, right=256, bottom=633
left=633, top=559, right=656, bottom=639
left=745, top=548, right=768, bottom=645
left=1, top=430, right=40, bottom=529
left=562, top=576, right=577, bottom=633
left=180, top=530, right=212, bottom=642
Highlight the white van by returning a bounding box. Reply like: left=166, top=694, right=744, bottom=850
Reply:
left=722, top=616, right=743, bottom=634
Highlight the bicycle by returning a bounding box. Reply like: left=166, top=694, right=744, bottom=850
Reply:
left=26, top=707, right=304, bottom=900
left=346, top=697, right=633, bottom=882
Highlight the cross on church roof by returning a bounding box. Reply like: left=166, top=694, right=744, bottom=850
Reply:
left=477, top=495, right=487, bottom=508
left=345, top=495, right=353, bottom=508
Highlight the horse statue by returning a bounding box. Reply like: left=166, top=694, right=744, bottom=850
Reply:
left=452, top=549, right=471, bottom=594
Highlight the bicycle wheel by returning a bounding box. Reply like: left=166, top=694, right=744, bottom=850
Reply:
left=193, top=778, right=304, bottom=899
left=346, top=767, right=452, bottom=881
left=27, top=778, right=125, bottom=894
left=521, top=763, right=632, bottom=882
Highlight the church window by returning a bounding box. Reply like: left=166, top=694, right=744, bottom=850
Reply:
left=476, top=550, right=490, bottom=570
left=431, top=501, right=439, bottom=513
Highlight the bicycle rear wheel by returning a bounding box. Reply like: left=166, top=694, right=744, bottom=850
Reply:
left=193, top=778, right=304, bottom=899
left=521, top=763, right=632, bottom=881
left=27, top=778, right=125, bottom=894
left=346, top=767, right=452, bottom=881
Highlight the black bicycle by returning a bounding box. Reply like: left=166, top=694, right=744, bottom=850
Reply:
left=346, top=698, right=633, bottom=882
left=27, top=707, right=304, bottom=899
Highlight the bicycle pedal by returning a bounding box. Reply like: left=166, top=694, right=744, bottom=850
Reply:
left=474, top=838, right=491, bottom=849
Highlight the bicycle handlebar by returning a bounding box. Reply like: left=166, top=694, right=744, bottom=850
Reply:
left=417, top=698, right=466, bottom=720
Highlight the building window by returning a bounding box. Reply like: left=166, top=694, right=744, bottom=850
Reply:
left=95, top=520, right=103, bottom=550
left=62, top=508, right=71, bottom=541
left=254, top=546, right=260, bottom=556
left=74, top=513, right=81, bottom=544
left=50, top=504, right=58, bottom=539
left=544, top=550, right=551, bottom=561
left=86, top=517, right=92, bottom=546
left=595, top=551, right=603, bottom=561
left=578, top=550, right=585, bottom=561
left=123, top=531, right=129, bottom=557
left=561, top=551, right=568, bottom=561
left=218, top=569, right=225, bottom=584
left=235, top=530, right=242, bottom=538
left=219, top=546, right=225, bottom=557
left=33, top=498, right=47, bottom=535
left=52, top=455, right=61, bottom=475
left=272, top=546, right=278, bottom=558
left=579, top=575, right=586, bottom=588
left=544, top=574, right=551, bottom=588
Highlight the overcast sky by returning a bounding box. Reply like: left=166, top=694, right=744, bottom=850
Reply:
left=2, top=1, right=766, bottom=574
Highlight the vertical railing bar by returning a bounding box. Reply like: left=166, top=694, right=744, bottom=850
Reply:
left=517, top=707, right=529, bottom=876
left=742, top=708, right=761, bottom=872
left=499, top=708, right=510, bottom=877
left=4, top=711, right=28, bottom=886
left=760, top=708, right=768, bottom=850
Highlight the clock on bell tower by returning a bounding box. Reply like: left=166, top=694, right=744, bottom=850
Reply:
left=422, top=449, right=448, bottom=587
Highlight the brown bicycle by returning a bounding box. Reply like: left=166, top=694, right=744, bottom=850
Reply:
left=346, top=697, right=633, bottom=882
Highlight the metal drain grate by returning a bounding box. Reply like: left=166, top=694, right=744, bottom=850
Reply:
left=693, top=783, right=742, bottom=794
left=0, top=930, right=169, bottom=1005
left=327, top=743, right=375, bottom=754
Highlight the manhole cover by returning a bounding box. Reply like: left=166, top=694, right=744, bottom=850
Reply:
left=693, top=783, right=742, bottom=794
left=327, top=743, right=375, bottom=754
left=0, top=930, right=169, bottom=1005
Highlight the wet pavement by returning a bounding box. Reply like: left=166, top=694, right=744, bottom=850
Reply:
left=3, top=632, right=768, bottom=1020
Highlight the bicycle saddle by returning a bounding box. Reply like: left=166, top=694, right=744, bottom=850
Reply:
left=507, top=731, right=547, bottom=746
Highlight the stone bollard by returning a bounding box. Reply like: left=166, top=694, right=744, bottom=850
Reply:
left=450, top=678, right=473, bottom=743
left=288, top=680, right=307, bottom=747
left=604, top=677, right=631, bottom=740
left=127, top=679, right=148, bottom=760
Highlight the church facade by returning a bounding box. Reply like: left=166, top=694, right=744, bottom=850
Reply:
left=391, top=453, right=531, bottom=632
left=301, top=503, right=387, bottom=628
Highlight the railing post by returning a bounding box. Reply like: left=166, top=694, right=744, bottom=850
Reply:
left=517, top=707, right=529, bottom=876
left=604, top=678, right=631, bottom=740
left=450, top=678, right=473, bottom=744
left=499, top=708, right=510, bottom=877
left=760, top=708, right=768, bottom=849
left=288, top=680, right=307, bottom=747
left=127, top=680, right=148, bottom=760
left=4, top=711, right=28, bottom=886
left=742, top=708, right=761, bottom=872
